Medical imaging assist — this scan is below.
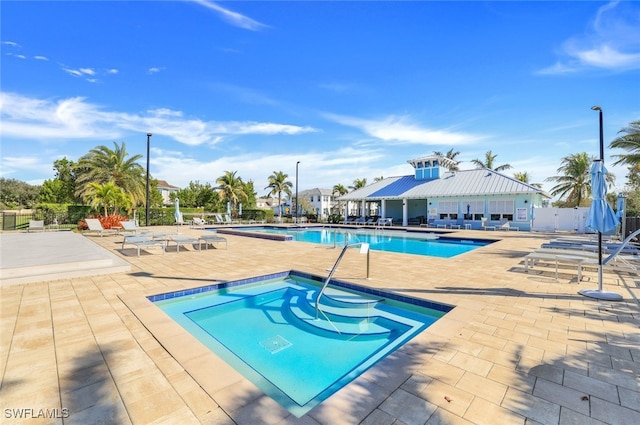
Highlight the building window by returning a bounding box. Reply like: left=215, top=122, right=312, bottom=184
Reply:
left=489, top=199, right=515, bottom=221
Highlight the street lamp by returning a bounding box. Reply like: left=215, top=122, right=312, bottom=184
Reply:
left=145, top=133, right=152, bottom=226
left=295, top=161, right=300, bottom=223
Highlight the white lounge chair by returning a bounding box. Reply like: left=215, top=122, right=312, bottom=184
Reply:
left=497, top=220, right=518, bottom=231
left=28, top=220, right=45, bottom=232
left=168, top=236, right=202, bottom=253
left=84, top=218, right=118, bottom=237
left=198, top=234, right=228, bottom=250
left=192, top=217, right=209, bottom=228
left=481, top=218, right=496, bottom=231
left=120, top=220, right=147, bottom=234
left=122, top=235, right=166, bottom=256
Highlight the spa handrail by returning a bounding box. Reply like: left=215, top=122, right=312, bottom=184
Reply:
left=315, top=241, right=363, bottom=319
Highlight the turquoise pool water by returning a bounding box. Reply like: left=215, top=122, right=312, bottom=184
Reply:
left=151, top=270, right=452, bottom=417
left=221, top=226, right=493, bottom=258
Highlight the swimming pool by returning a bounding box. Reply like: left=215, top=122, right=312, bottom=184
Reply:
left=151, top=270, right=452, bottom=417
left=217, top=226, right=493, bottom=258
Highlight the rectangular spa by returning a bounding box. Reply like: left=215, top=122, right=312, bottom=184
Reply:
left=151, top=270, right=453, bottom=417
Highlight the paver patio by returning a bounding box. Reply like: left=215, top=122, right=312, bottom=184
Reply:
left=1, top=227, right=638, bottom=424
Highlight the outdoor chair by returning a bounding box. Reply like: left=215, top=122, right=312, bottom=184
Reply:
left=121, top=234, right=166, bottom=256
left=198, top=234, right=228, bottom=250
left=84, top=218, right=118, bottom=237
left=27, top=220, right=45, bottom=232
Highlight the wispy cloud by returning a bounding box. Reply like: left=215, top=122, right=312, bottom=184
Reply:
left=147, top=67, right=164, bottom=75
left=34, top=55, right=49, bottom=61
left=538, top=1, right=640, bottom=74
left=191, top=0, right=269, bottom=31
left=324, top=113, right=485, bottom=146
left=2, top=41, right=21, bottom=49
left=0, top=92, right=317, bottom=146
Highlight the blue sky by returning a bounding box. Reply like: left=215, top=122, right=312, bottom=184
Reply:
left=1, top=1, right=639, bottom=198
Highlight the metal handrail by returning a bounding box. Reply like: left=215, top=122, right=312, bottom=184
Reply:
left=316, top=241, right=366, bottom=319
left=604, top=228, right=640, bottom=265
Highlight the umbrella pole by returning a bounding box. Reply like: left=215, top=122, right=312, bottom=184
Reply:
left=578, top=106, right=623, bottom=301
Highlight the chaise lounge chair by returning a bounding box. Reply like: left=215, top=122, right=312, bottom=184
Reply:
left=120, top=220, right=148, bottom=235
left=84, top=218, right=118, bottom=237
left=497, top=220, right=519, bottom=231
left=198, top=233, right=228, bottom=250
left=481, top=218, right=496, bottom=231
left=191, top=217, right=210, bottom=228
left=28, top=220, right=45, bottom=232
left=121, top=234, right=166, bottom=256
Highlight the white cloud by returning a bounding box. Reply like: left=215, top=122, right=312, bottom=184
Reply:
left=538, top=1, right=640, bottom=74
left=0, top=92, right=318, bottom=146
left=324, top=113, right=484, bottom=145
left=34, top=55, right=49, bottom=61
left=147, top=67, right=162, bottom=74
left=192, top=0, right=269, bottom=31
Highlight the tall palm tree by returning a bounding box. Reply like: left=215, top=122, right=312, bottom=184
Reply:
left=609, top=120, right=640, bottom=166
left=75, top=142, right=145, bottom=207
left=471, top=150, right=512, bottom=172
left=265, top=171, right=292, bottom=219
left=349, top=178, right=367, bottom=191
left=433, top=148, right=461, bottom=171
left=545, top=152, right=614, bottom=207
left=217, top=170, right=248, bottom=212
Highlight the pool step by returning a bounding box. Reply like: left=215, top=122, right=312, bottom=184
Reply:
left=286, top=294, right=394, bottom=339
left=317, top=287, right=384, bottom=308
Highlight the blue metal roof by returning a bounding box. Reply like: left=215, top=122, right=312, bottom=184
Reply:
left=369, top=175, right=426, bottom=198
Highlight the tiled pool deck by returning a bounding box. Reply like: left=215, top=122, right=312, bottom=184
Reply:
left=1, top=226, right=639, bottom=424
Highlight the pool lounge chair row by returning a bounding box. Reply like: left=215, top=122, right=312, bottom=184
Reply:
left=343, top=217, right=393, bottom=226
left=122, top=233, right=227, bottom=256
left=524, top=243, right=640, bottom=280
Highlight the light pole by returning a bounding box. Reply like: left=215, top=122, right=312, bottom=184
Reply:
left=145, top=133, right=152, bottom=226
left=295, top=161, right=300, bottom=223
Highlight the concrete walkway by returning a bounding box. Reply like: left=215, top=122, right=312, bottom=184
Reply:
left=0, top=227, right=638, bottom=424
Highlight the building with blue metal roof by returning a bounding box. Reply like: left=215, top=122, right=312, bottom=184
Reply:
left=338, top=155, right=550, bottom=230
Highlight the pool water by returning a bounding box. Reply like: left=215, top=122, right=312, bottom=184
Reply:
left=152, top=270, right=452, bottom=417
left=223, top=226, right=492, bottom=258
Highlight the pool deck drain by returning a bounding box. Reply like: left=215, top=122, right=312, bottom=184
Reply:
left=260, top=335, right=292, bottom=354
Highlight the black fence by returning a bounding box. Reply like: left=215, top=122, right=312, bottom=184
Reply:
left=623, top=217, right=640, bottom=240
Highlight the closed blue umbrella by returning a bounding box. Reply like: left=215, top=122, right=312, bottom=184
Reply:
left=580, top=160, right=622, bottom=300
left=585, top=161, right=618, bottom=234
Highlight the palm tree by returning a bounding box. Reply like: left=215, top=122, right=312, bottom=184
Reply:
left=84, top=181, right=130, bottom=216
left=75, top=142, right=145, bottom=207
left=349, top=178, right=367, bottom=191
left=433, top=148, right=461, bottom=171
left=514, top=171, right=543, bottom=189
left=217, top=170, right=248, bottom=212
left=471, top=150, right=512, bottom=172
left=545, top=152, right=614, bottom=207
left=609, top=120, right=640, bottom=166
left=332, top=183, right=348, bottom=215
left=373, top=176, right=384, bottom=182
left=265, top=171, right=293, bottom=219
